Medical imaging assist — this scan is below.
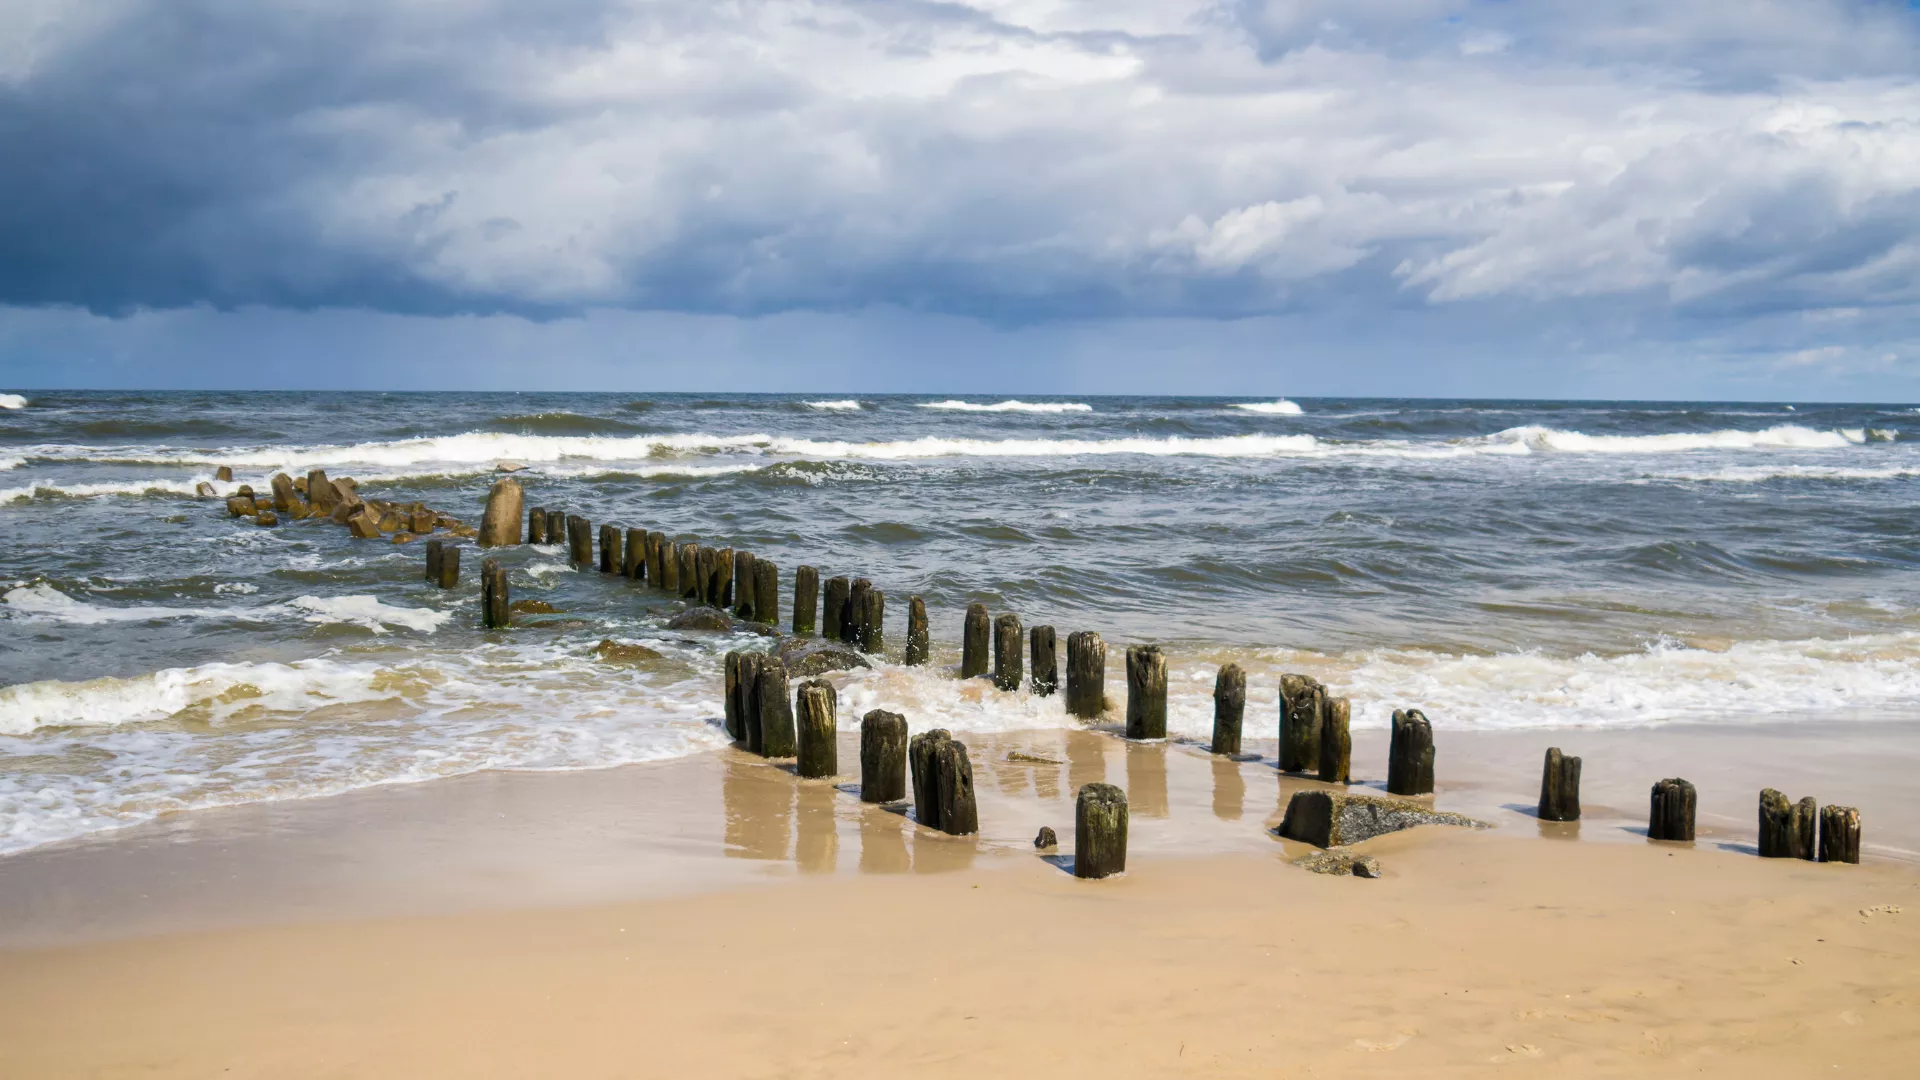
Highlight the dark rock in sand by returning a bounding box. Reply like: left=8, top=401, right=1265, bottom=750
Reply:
left=776, top=636, right=872, bottom=676
left=594, top=639, right=665, bottom=664
left=1290, top=847, right=1382, bottom=877
left=1277, top=790, right=1487, bottom=849
left=1034, top=826, right=1058, bottom=850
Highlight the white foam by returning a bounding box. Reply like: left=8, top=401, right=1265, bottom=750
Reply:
left=0, top=457, right=21, bottom=471
left=0, top=658, right=396, bottom=735
left=1231, top=399, right=1304, bottom=415
left=916, top=400, right=1094, bottom=413
left=1, top=583, right=255, bottom=625
left=1648, top=464, right=1920, bottom=484
left=805, top=400, right=863, bottom=411
left=0, top=477, right=205, bottom=504
left=1483, top=424, right=1856, bottom=454
left=287, top=595, right=451, bottom=634
left=0, top=394, right=26, bottom=410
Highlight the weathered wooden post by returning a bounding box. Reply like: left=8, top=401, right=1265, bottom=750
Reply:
left=1538, top=747, right=1582, bottom=821
left=795, top=679, right=837, bottom=779
left=732, top=551, right=757, bottom=617
left=1387, top=709, right=1435, bottom=796
left=859, top=588, right=884, bottom=652
left=479, top=478, right=524, bottom=547
left=1278, top=674, right=1324, bottom=773
left=1649, top=778, right=1697, bottom=842
left=991, top=613, right=1024, bottom=691
left=756, top=658, right=796, bottom=758
left=1318, top=697, right=1352, bottom=784
left=598, top=525, right=621, bottom=574
left=425, top=539, right=443, bottom=582
left=860, top=710, right=908, bottom=803
left=1075, top=783, right=1128, bottom=880
left=733, top=653, right=766, bottom=746
left=679, top=544, right=702, bottom=600
left=910, top=730, right=946, bottom=829
left=624, top=528, right=646, bottom=580
left=426, top=540, right=460, bottom=589
left=527, top=507, right=548, bottom=545
left=1125, top=645, right=1167, bottom=739
left=724, top=652, right=743, bottom=742
left=1065, top=631, right=1106, bottom=719
left=1212, top=663, right=1245, bottom=755
left=936, top=738, right=978, bottom=836
left=793, top=565, right=819, bottom=635
left=753, top=558, right=778, bottom=624
left=567, top=517, right=593, bottom=568
left=905, top=596, right=930, bottom=666
left=693, top=545, right=715, bottom=602
left=480, top=558, right=509, bottom=629
left=961, top=604, right=991, bottom=678
left=1820, top=805, right=1861, bottom=864
left=1759, top=789, right=1819, bottom=860
left=822, top=576, right=850, bottom=641
left=710, top=547, right=733, bottom=608
left=647, top=531, right=667, bottom=589
left=845, top=579, right=872, bottom=645
left=1030, top=626, right=1058, bottom=696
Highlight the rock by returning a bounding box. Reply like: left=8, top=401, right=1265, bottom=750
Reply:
left=269, top=473, right=297, bottom=510
left=410, top=508, right=434, bottom=534
left=287, top=500, right=312, bottom=520
left=346, top=507, right=383, bottom=539
left=235, top=484, right=255, bottom=498
left=496, top=460, right=527, bottom=473
left=1007, top=750, right=1062, bottom=765
left=1277, top=790, right=1487, bottom=849
left=509, top=599, right=558, bottom=615
left=594, top=639, right=664, bottom=664
left=1352, top=856, right=1382, bottom=878
left=666, top=606, right=737, bottom=632
left=224, top=495, right=256, bottom=517
left=776, top=636, right=872, bottom=676
left=1034, top=826, right=1058, bottom=849
left=293, top=476, right=308, bottom=494
left=478, top=478, right=524, bottom=547
left=195, top=481, right=216, bottom=497
left=377, top=511, right=404, bottom=533
left=255, top=511, right=279, bottom=527
left=451, top=524, right=478, bottom=539
left=1290, top=847, right=1382, bottom=878
left=390, top=531, right=417, bottom=543
left=214, top=466, right=234, bottom=482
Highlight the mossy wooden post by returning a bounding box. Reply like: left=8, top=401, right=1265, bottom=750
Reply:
left=860, top=588, right=884, bottom=652
left=961, top=603, right=991, bottom=678
left=567, top=517, right=593, bottom=568
left=624, top=528, right=646, bottom=580
left=480, top=557, right=509, bottom=629
left=1125, top=645, right=1167, bottom=739
left=795, top=679, right=837, bottom=779
left=734, top=653, right=766, bottom=748
left=909, top=729, right=951, bottom=830
left=711, top=547, right=733, bottom=608
left=679, top=544, right=702, bottom=600
left=647, top=531, right=667, bottom=590
left=1075, top=783, right=1128, bottom=880
left=1387, top=709, right=1436, bottom=796
left=1318, top=697, right=1352, bottom=784
left=1278, top=674, right=1324, bottom=773
left=990, top=613, right=1024, bottom=691
left=732, top=551, right=757, bottom=618
left=1065, top=631, right=1106, bottom=719
left=756, top=658, right=795, bottom=758
left=479, top=478, right=524, bottom=547
left=723, top=652, right=743, bottom=742
left=905, top=596, right=930, bottom=666
left=793, top=565, right=819, bottom=635
left=935, top=739, right=978, bottom=836
left=754, top=558, right=779, bottom=625
left=843, top=578, right=869, bottom=645
left=599, top=525, right=621, bottom=574
left=425, top=540, right=459, bottom=589
left=1820, top=805, right=1861, bottom=864
left=860, top=710, right=908, bottom=803
left=1212, top=663, right=1245, bottom=756
left=693, top=545, right=715, bottom=602
left=822, top=576, right=849, bottom=641
left=1538, top=747, right=1582, bottom=822
left=1029, top=625, right=1058, bottom=697
left=527, top=508, right=548, bottom=545
left=1649, top=778, right=1697, bottom=842
left=1759, top=789, right=1819, bottom=860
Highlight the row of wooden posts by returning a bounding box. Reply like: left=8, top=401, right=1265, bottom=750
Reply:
left=442, top=478, right=1864, bottom=873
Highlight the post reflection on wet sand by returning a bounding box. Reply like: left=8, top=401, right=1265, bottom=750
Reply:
left=722, top=755, right=792, bottom=861
left=795, top=783, right=840, bottom=874
left=911, top=827, right=977, bottom=874
left=1064, top=729, right=1108, bottom=796
left=858, top=808, right=912, bottom=873
left=1124, top=741, right=1169, bottom=818
left=1211, top=755, right=1245, bottom=821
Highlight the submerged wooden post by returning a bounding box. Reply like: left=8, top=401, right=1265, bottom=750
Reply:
left=1538, top=747, right=1582, bottom=821
left=860, top=588, right=884, bottom=652
left=1075, top=783, right=1128, bottom=880
left=599, top=525, right=621, bottom=574
left=624, top=528, right=646, bottom=580
left=733, top=551, right=757, bottom=618
left=993, top=613, right=1024, bottom=691
left=733, top=653, right=766, bottom=747
left=905, top=596, right=930, bottom=666
left=1387, top=709, right=1435, bottom=796
left=793, top=565, right=819, bottom=635
left=1759, top=789, right=1819, bottom=860
left=647, top=531, right=667, bottom=589
left=527, top=507, right=548, bottom=545
left=480, top=557, right=509, bottom=629
left=1820, top=805, right=1861, bottom=864
left=711, top=547, right=733, bottom=608
left=1649, top=778, right=1697, bottom=842
left=844, top=579, right=871, bottom=645
left=428, top=540, right=460, bottom=589
left=756, top=658, right=795, bottom=758
left=860, top=709, right=909, bottom=803
left=1030, top=625, right=1058, bottom=696
left=1125, top=645, right=1167, bottom=739
left=795, top=679, right=837, bottom=779
left=1212, top=663, right=1245, bottom=755
left=961, top=604, right=991, bottom=678
left=1278, top=674, right=1324, bottom=773
left=822, top=576, right=850, bottom=641
left=425, top=539, right=443, bottom=582
left=753, top=558, right=779, bottom=625
left=567, top=517, right=593, bottom=568
left=1318, top=696, right=1352, bottom=783
left=693, top=545, right=715, bottom=602
left=478, top=478, right=524, bottom=547
left=1065, top=631, right=1106, bottom=719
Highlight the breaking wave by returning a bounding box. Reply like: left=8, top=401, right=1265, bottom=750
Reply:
left=1, top=583, right=260, bottom=625
left=804, top=400, right=863, bottom=411
left=1231, top=399, right=1304, bottom=415
left=286, top=595, right=451, bottom=634
left=0, top=394, right=26, bottom=410
left=916, top=400, right=1094, bottom=413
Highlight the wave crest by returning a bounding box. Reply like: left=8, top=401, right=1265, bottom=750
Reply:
left=916, top=400, right=1093, bottom=413
left=0, top=393, right=26, bottom=410
left=1231, top=399, right=1304, bottom=415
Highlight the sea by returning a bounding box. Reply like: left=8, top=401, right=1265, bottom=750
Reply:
left=3, top=390, right=1919, bottom=856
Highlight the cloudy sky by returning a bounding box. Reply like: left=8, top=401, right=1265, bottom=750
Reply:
left=2, top=0, right=1919, bottom=398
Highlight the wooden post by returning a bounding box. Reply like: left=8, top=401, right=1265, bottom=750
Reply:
left=598, top=525, right=621, bottom=574
left=1212, top=663, right=1245, bottom=755
left=693, top=545, right=715, bottom=601
left=1387, top=709, right=1435, bottom=796
left=432, top=542, right=459, bottom=588
left=1278, top=674, right=1324, bottom=773
left=1538, top=747, right=1582, bottom=821
left=1649, top=778, right=1697, bottom=842
left=624, top=528, right=646, bottom=580
left=480, top=558, right=509, bottom=629
left=733, top=653, right=766, bottom=747
left=710, top=547, right=733, bottom=608
left=723, top=652, right=743, bottom=742
left=1030, top=626, right=1058, bottom=696
left=479, top=478, right=524, bottom=547
left=647, top=531, right=667, bottom=589
left=527, top=507, right=547, bottom=545
left=846, top=579, right=872, bottom=645
left=653, top=534, right=677, bottom=593
left=753, top=558, right=778, bottom=625
left=1820, top=805, right=1861, bottom=864
left=1759, top=789, right=1818, bottom=860
left=1065, top=631, right=1106, bottom=719
left=993, top=614, right=1024, bottom=691
left=936, top=738, right=978, bottom=836
left=732, top=551, right=757, bottom=618
left=1074, top=783, right=1128, bottom=879
left=962, top=603, right=991, bottom=678
left=860, top=588, right=884, bottom=652
left=567, top=517, right=593, bottom=568
left=1125, top=645, right=1167, bottom=739
left=679, top=544, right=702, bottom=600
left=756, top=658, right=796, bottom=758
left=905, top=596, right=930, bottom=666
left=1318, top=697, right=1352, bottom=784
left=793, top=565, right=819, bottom=635
left=823, top=577, right=850, bottom=642
left=860, top=710, right=908, bottom=803
left=909, top=729, right=950, bottom=831
left=425, top=539, right=443, bottom=582
left=795, top=679, right=837, bottom=779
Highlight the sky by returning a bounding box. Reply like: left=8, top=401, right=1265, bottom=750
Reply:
left=2, top=0, right=1919, bottom=399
